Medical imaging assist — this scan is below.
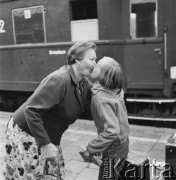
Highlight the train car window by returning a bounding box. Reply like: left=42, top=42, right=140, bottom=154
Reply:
left=12, top=6, right=46, bottom=44
left=130, top=0, right=158, bottom=38
left=70, top=0, right=97, bottom=21
left=70, top=0, right=98, bottom=41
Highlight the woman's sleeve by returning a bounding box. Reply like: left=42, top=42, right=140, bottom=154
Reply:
left=24, top=75, right=66, bottom=147
left=87, top=99, right=120, bottom=154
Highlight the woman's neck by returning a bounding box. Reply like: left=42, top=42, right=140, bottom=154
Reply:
left=71, top=64, right=82, bottom=82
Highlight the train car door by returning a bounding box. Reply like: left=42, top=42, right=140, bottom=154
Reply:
left=162, top=0, right=176, bottom=97
left=124, top=0, right=164, bottom=93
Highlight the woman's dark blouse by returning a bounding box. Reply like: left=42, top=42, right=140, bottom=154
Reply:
left=13, top=65, right=92, bottom=147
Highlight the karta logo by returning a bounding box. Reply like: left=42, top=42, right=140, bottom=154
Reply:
left=102, top=158, right=175, bottom=179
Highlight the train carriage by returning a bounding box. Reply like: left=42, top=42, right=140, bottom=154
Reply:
left=0, top=0, right=176, bottom=121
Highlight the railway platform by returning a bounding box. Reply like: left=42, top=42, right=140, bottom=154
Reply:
left=0, top=111, right=176, bottom=180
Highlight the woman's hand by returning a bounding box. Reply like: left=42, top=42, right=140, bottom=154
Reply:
left=42, top=143, right=58, bottom=160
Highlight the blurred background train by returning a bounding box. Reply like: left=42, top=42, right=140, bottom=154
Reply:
left=0, top=0, right=176, bottom=122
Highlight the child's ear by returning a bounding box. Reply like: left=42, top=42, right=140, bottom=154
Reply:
left=76, top=59, right=81, bottom=64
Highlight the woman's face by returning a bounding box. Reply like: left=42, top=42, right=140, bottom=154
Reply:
left=78, top=49, right=97, bottom=78
left=90, top=60, right=102, bottom=80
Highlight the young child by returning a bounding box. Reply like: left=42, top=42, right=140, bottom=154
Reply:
left=81, top=57, right=130, bottom=180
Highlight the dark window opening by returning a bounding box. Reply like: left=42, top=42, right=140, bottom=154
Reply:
left=12, top=6, right=45, bottom=44
left=71, top=0, right=97, bottom=20
left=130, top=0, right=158, bottom=38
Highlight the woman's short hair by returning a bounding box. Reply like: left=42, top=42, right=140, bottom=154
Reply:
left=67, top=41, right=96, bottom=65
left=98, top=57, right=124, bottom=90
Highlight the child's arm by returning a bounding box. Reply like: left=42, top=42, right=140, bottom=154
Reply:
left=87, top=99, right=120, bottom=154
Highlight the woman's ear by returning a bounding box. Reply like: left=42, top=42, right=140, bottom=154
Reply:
left=76, top=59, right=81, bottom=64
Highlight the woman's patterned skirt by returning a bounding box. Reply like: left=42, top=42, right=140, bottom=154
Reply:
left=4, top=117, right=65, bottom=180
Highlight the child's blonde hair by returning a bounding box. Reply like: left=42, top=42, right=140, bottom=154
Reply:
left=98, top=56, right=124, bottom=90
